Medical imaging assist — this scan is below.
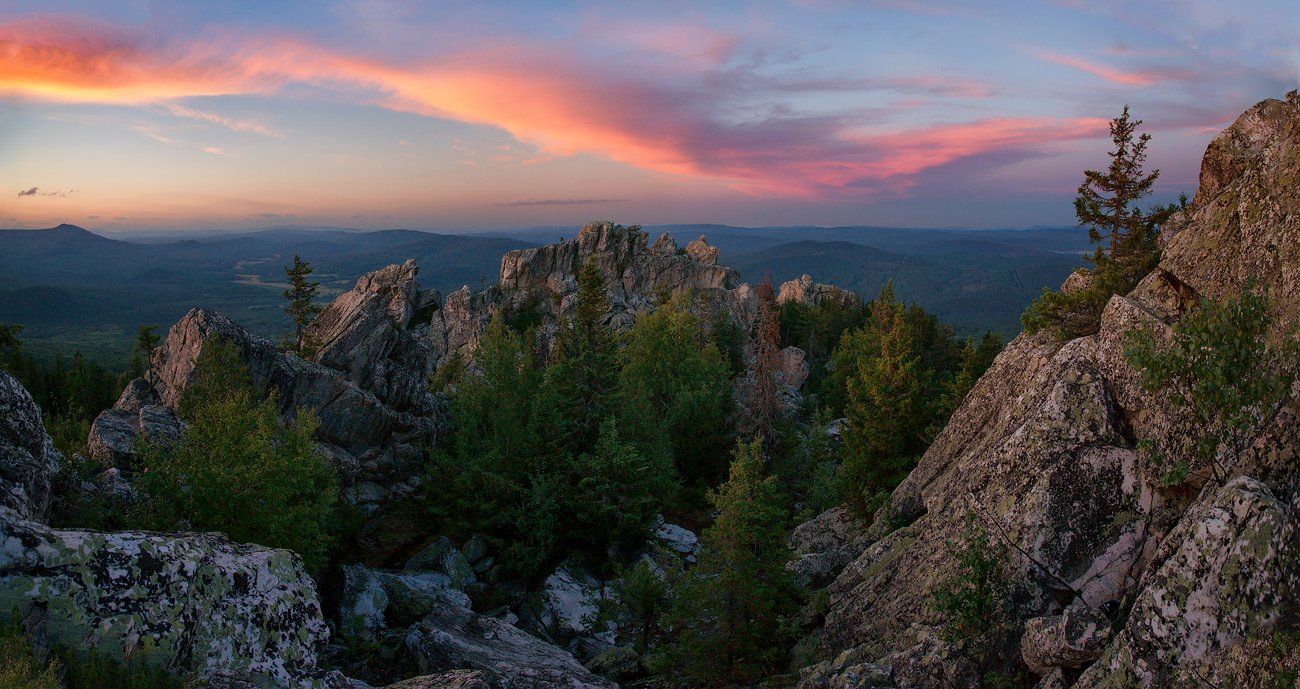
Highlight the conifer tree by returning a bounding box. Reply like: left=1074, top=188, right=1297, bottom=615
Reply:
left=651, top=438, right=799, bottom=685
left=1076, top=105, right=1159, bottom=259
left=741, top=278, right=783, bottom=443
left=539, top=259, right=618, bottom=454
left=131, top=325, right=159, bottom=377
left=0, top=322, right=21, bottom=363
left=282, top=254, right=320, bottom=352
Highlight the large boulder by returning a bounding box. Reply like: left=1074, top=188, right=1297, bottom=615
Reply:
left=399, top=599, right=615, bottom=689
left=788, top=506, right=870, bottom=590
left=0, top=514, right=346, bottom=688
left=1019, top=604, right=1112, bottom=675
left=0, top=370, right=61, bottom=520
left=1073, top=477, right=1298, bottom=688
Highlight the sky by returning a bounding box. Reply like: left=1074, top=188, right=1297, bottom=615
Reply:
left=1, top=1, right=1297, bottom=233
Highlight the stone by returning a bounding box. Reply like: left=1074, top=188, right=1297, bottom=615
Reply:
left=1073, top=477, right=1298, bottom=688
left=537, top=563, right=605, bottom=642
left=778, top=274, right=861, bottom=309
left=652, top=516, right=699, bottom=560
left=400, top=598, right=615, bottom=689
left=382, top=670, right=498, bottom=689
left=340, top=565, right=470, bottom=643
left=586, top=645, right=641, bottom=682
left=788, top=506, right=870, bottom=589
left=1019, top=603, right=1112, bottom=675
left=0, top=370, right=62, bottom=520
left=0, top=512, right=345, bottom=688
left=684, top=235, right=720, bottom=265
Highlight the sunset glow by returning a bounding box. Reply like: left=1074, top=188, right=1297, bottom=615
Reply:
left=2, top=1, right=1295, bottom=231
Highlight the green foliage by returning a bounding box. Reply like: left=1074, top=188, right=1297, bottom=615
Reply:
left=430, top=311, right=673, bottom=580
left=650, top=439, right=800, bottom=686
left=930, top=515, right=1009, bottom=643
left=941, top=332, right=1003, bottom=416
left=131, top=325, right=160, bottom=377
left=0, top=323, right=21, bottom=360
left=1124, top=285, right=1299, bottom=485
left=780, top=294, right=870, bottom=410
left=616, top=297, right=734, bottom=491
left=601, top=558, right=669, bottom=653
left=0, top=624, right=57, bottom=689
left=428, top=349, right=464, bottom=394
left=0, top=617, right=186, bottom=689
left=129, top=338, right=340, bottom=573
left=836, top=284, right=964, bottom=515
left=282, top=254, right=321, bottom=352
left=794, top=409, right=842, bottom=520
left=1023, top=106, right=1183, bottom=338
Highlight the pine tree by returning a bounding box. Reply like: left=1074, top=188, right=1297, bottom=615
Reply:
left=741, top=278, right=783, bottom=443
left=282, top=254, right=320, bottom=352
left=539, top=259, right=618, bottom=454
left=131, top=325, right=160, bottom=377
left=0, top=322, right=21, bottom=364
left=1076, top=105, right=1159, bottom=259
left=650, top=438, right=799, bottom=685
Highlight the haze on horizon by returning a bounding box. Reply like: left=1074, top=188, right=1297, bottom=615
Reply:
left=2, top=0, right=1296, bottom=233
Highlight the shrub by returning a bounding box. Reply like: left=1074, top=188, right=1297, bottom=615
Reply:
left=130, top=338, right=340, bottom=573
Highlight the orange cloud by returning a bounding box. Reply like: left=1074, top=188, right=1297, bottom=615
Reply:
left=0, top=16, right=1107, bottom=199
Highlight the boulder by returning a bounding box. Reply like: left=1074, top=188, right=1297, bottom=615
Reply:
left=340, top=564, right=471, bottom=643
left=778, top=274, right=861, bottom=309
left=536, top=563, right=606, bottom=642
left=585, top=645, right=641, bottom=682
left=382, top=670, right=498, bottom=689
left=0, top=370, right=61, bottom=520
left=652, top=516, right=699, bottom=561
left=400, top=598, right=615, bottom=689
left=0, top=513, right=345, bottom=688
left=788, top=506, right=870, bottom=589
left=1073, top=477, right=1298, bottom=688
left=1019, top=604, right=1112, bottom=675
left=87, top=381, right=182, bottom=468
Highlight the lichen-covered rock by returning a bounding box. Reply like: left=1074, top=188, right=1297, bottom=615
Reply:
left=399, top=597, right=615, bottom=689
left=1073, top=477, right=1297, bottom=688
left=788, top=506, right=870, bottom=590
left=652, top=516, right=699, bottom=561
left=0, top=370, right=61, bottom=520
left=536, top=563, right=606, bottom=643
left=0, top=514, right=345, bottom=688
left=1019, top=603, right=1112, bottom=675
left=87, top=379, right=182, bottom=468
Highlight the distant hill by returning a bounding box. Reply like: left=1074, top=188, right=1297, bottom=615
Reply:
left=0, top=222, right=1090, bottom=367
left=0, top=225, right=532, bottom=366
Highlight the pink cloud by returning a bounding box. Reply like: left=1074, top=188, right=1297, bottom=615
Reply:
left=1029, top=48, right=1190, bottom=86
left=0, top=16, right=1105, bottom=199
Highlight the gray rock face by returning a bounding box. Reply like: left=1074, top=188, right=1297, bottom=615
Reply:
left=0, top=370, right=61, bottom=520
left=788, top=506, right=870, bottom=589
left=1073, top=477, right=1298, bottom=688
left=93, top=305, right=434, bottom=511
left=382, top=670, right=498, bottom=689
left=778, top=274, right=861, bottom=309
left=305, top=259, right=439, bottom=415
left=427, top=221, right=761, bottom=365
left=800, top=92, right=1300, bottom=687
left=400, top=599, right=615, bottom=689
left=0, top=513, right=345, bottom=688
left=340, top=564, right=472, bottom=644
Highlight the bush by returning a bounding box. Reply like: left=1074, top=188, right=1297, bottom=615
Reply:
left=129, top=338, right=340, bottom=574
left=1124, top=285, right=1299, bottom=485
left=930, top=515, right=1009, bottom=643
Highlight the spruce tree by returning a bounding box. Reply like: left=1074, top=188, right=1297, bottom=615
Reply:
left=131, top=325, right=159, bottom=377
left=651, top=438, right=799, bottom=685
left=1076, top=105, right=1159, bottom=259
left=741, top=278, right=783, bottom=443
left=282, top=254, right=320, bottom=352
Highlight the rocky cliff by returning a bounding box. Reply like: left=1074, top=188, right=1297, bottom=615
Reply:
left=796, top=92, right=1300, bottom=689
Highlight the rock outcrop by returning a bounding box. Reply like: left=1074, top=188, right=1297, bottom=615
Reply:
left=428, top=221, right=759, bottom=366
left=0, top=371, right=61, bottom=520
left=0, top=517, right=347, bottom=688
left=798, top=92, right=1300, bottom=688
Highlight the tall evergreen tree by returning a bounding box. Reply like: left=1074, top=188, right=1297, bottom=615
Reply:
left=1075, top=105, right=1159, bottom=259
left=537, top=259, right=618, bottom=454
left=131, top=325, right=160, bottom=377
left=0, top=322, right=21, bottom=364
left=651, top=438, right=799, bottom=685
left=741, top=278, right=783, bottom=443
left=282, top=254, right=320, bottom=352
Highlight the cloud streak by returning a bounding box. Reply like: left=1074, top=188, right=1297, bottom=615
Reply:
left=16, top=186, right=73, bottom=198
left=494, top=197, right=630, bottom=207
left=0, top=16, right=1106, bottom=198
left=1029, top=48, right=1189, bottom=86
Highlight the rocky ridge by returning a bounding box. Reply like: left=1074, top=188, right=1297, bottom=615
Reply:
left=795, top=92, right=1300, bottom=688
